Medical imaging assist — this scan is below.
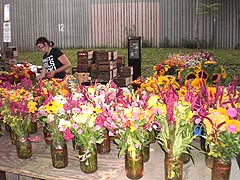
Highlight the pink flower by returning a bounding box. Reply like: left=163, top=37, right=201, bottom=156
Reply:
left=72, top=123, right=78, bottom=130
left=227, top=108, right=238, bottom=118
left=63, top=128, right=74, bottom=141
left=72, top=107, right=81, bottom=113
left=77, top=129, right=83, bottom=134
left=195, top=118, right=202, bottom=125
left=226, top=124, right=238, bottom=133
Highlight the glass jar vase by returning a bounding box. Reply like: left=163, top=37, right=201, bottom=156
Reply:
left=164, top=154, right=183, bottom=180
left=9, top=128, right=17, bottom=145
left=180, top=153, right=190, bottom=164
left=43, top=124, right=52, bottom=145
left=72, top=137, right=80, bottom=151
left=125, top=150, right=144, bottom=179
left=212, top=158, right=231, bottom=180
left=50, top=140, right=68, bottom=168
left=205, top=154, right=214, bottom=169
left=142, top=145, right=150, bottom=162
left=97, top=131, right=110, bottom=154
left=149, top=130, right=156, bottom=144
left=27, top=121, right=38, bottom=134
left=16, top=133, right=32, bottom=159
left=79, top=143, right=98, bottom=173
left=5, top=123, right=11, bottom=132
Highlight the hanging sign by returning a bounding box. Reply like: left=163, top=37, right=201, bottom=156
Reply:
left=4, top=4, right=10, bottom=22
left=3, top=22, right=11, bottom=42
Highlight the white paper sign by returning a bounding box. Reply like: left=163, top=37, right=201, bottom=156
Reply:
left=3, top=22, right=11, bottom=42
left=4, top=4, right=10, bottom=22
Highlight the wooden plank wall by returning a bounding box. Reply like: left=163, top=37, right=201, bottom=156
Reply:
left=0, top=0, right=239, bottom=51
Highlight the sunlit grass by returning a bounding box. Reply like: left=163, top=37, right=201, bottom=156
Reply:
left=17, top=48, right=240, bottom=78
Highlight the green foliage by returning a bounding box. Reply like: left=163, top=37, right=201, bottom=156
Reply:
left=208, top=131, right=240, bottom=161
left=198, top=1, right=222, bottom=16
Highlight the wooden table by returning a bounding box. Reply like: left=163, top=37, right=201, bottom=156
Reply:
left=0, top=129, right=124, bottom=180
left=0, top=128, right=240, bottom=180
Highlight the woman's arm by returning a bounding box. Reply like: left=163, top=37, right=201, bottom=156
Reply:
left=47, top=54, right=71, bottom=78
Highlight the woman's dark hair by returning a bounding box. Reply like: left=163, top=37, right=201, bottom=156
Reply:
left=35, top=37, right=54, bottom=47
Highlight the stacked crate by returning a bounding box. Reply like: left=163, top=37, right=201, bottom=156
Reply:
left=0, top=56, right=6, bottom=71
left=77, top=50, right=93, bottom=73
left=92, top=50, right=118, bottom=82
left=72, top=50, right=133, bottom=86
left=5, top=46, right=18, bottom=71
left=113, top=66, right=133, bottom=87
left=75, top=50, right=93, bottom=83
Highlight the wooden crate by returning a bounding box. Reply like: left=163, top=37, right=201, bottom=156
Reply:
left=72, top=67, right=77, bottom=74
left=119, top=66, right=133, bottom=77
left=91, top=63, right=97, bottom=70
left=77, top=50, right=93, bottom=59
left=8, top=58, right=17, bottom=66
left=98, top=71, right=113, bottom=82
left=116, top=56, right=125, bottom=67
left=75, top=72, right=90, bottom=84
left=77, top=59, right=93, bottom=68
left=112, top=68, right=118, bottom=78
left=5, top=46, right=18, bottom=58
left=77, top=65, right=89, bottom=72
left=94, top=50, right=112, bottom=62
left=113, top=77, right=132, bottom=87
left=112, top=59, right=117, bottom=69
left=97, top=61, right=113, bottom=71
left=111, top=50, right=118, bottom=60
left=90, top=69, right=99, bottom=80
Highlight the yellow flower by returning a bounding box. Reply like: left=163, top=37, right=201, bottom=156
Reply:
left=225, top=120, right=240, bottom=133
left=88, top=87, right=95, bottom=95
left=44, top=101, right=62, bottom=114
left=130, top=125, right=136, bottom=132
left=148, top=95, right=159, bottom=108
left=27, top=101, right=38, bottom=113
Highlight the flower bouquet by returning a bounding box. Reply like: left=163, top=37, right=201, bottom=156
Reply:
left=106, top=89, right=155, bottom=179
left=61, top=84, right=113, bottom=173
left=38, top=82, right=70, bottom=168
left=0, top=80, right=37, bottom=159
left=196, top=77, right=240, bottom=180
left=153, top=86, right=196, bottom=180
left=38, top=95, right=69, bottom=168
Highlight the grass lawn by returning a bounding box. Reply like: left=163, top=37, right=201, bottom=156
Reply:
left=18, top=48, right=240, bottom=78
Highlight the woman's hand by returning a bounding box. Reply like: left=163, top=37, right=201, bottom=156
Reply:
left=46, top=71, right=56, bottom=78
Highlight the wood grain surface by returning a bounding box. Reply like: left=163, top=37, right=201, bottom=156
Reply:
left=0, top=128, right=124, bottom=180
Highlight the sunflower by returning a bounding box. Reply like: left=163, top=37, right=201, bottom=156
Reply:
left=198, top=70, right=208, bottom=80
left=186, top=73, right=196, bottom=80
left=211, top=74, right=219, bottom=83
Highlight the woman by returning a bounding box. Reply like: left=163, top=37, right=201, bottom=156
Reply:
left=36, top=37, right=71, bottom=80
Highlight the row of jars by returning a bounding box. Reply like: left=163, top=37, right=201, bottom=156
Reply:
left=0, top=123, right=231, bottom=180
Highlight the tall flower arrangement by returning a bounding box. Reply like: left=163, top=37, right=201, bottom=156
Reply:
left=106, top=89, right=155, bottom=158
left=196, top=76, right=240, bottom=162
left=37, top=78, right=70, bottom=143
left=0, top=74, right=38, bottom=159
left=151, top=86, right=196, bottom=180
left=0, top=71, right=38, bottom=138
left=37, top=78, right=71, bottom=168
left=153, top=86, right=196, bottom=157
